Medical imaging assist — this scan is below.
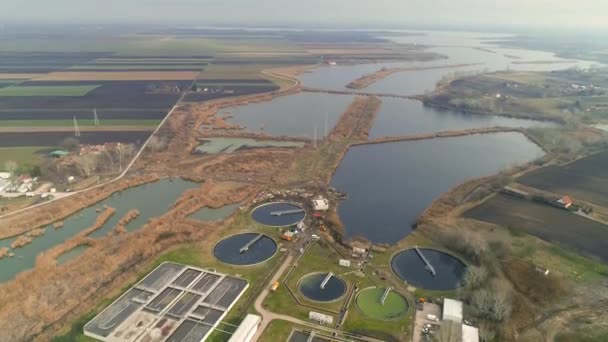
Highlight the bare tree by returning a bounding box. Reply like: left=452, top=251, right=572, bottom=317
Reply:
left=478, top=320, right=496, bottom=342
left=465, top=265, right=488, bottom=290
left=74, top=154, right=98, bottom=177
left=4, top=160, right=18, bottom=176
left=60, top=137, right=80, bottom=152
left=146, top=136, right=167, bottom=152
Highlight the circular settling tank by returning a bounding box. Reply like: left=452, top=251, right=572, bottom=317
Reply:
left=251, top=202, right=305, bottom=227
left=298, top=272, right=346, bottom=302
left=213, top=233, right=277, bottom=266
left=356, top=287, right=408, bottom=320
left=391, top=248, right=466, bottom=291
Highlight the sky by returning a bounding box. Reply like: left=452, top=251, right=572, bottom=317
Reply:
left=2, top=0, right=607, bottom=30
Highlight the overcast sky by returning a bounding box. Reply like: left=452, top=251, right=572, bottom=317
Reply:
left=2, top=0, right=607, bottom=30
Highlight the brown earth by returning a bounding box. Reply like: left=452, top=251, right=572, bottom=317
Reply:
left=346, top=64, right=480, bottom=89
left=33, top=71, right=201, bottom=81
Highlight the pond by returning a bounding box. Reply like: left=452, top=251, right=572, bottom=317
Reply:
left=391, top=248, right=467, bottom=291
left=193, top=138, right=304, bottom=155
left=369, top=97, right=554, bottom=139
left=251, top=202, right=306, bottom=227
left=188, top=203, right=241, bottom=222
left=56, top=244, right=90, bottom=265
left=330, top=132, right=544, bottom=243
left=219, top=92, right=355, bottom=138
left=298, top=272, right=346, bottom=302
left=213, top=233, right=277, bottom=266
left=0, top=178, right=198, bottom=282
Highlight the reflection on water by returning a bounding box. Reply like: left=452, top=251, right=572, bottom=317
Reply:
left=330, top=132, right=544, bottom=243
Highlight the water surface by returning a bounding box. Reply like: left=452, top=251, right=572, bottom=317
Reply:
left=391, top=248, right=466, bottom=291
left=330, top=132, right=544, bottom=243
left=188, top=203, right=241, bottom=222
left=221, top=92, right=355, bottom=138
left=0, top=178, right=198, bottom=282
left=370, top=97, right=553, bottom=138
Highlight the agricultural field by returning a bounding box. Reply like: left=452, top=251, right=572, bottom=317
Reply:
left=0, top=131, right=152, bottom=147
left=423, top=68, right=608, bottom=123
left=518, top=150, right=608, bottom=207
left=465, top=193, right=608, bottom=262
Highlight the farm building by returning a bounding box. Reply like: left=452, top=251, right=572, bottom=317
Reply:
left=312, top=197, right=329, bottom=211
left=228, top=314, right=261, bottom=342
left=442, top=298, right=463, bottom=323
left=556, top=195, right=573, bottom=209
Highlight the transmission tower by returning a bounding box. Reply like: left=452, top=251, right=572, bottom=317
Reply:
left=93, top=108, right=99, bottom=126
left=73, top=116, right=81, bottom=137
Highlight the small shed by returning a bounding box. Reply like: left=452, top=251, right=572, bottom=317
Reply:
left=339, top=259, right=351, bottom=267
left=312, top=197, right=329, bottom=211
left=442, top=298, right=463, bottom=323
left=556, top=195, right=573, bottom=209
left=0, top=172, right=10, bottom=179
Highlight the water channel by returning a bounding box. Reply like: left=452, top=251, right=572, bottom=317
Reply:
left=0, top=178, right=198, bottom=282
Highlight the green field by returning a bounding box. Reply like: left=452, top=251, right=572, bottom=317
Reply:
left=0, top=119, right=161, bottom=127
left=0, top=85, right=100, bottom=97
left=355, top=287, right=408, bottom=320
left=0, top=146, right=50, bottom=166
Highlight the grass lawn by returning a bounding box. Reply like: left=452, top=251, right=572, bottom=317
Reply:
left=0, top=119, right=161, bottom=127
left=257, top=320, right=299, bottom=341
left=0, top=85, right=100, bottom=97
left=0, top=146, right=50, bottom=166
left=355, top=287, right=408, bottom=320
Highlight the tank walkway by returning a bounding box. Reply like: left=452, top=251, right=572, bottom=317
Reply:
left=239, top=234, right=263, bottom=254
left=270, top=208, right=304, bottom=216
left=415, top=246, right=436, bottom=276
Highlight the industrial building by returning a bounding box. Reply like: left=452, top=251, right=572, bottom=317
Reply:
left=228, top=314, right=261, bottom=342
left=442, top=298, right=463, bottom=323
left=84, top=262, right=248, bottom=342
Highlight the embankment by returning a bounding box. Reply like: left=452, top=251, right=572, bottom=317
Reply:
left=346, top=63, right=480, bottom=89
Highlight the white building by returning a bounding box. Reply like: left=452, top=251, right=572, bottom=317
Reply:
left=228, top=314, right=261, bottom=342
left=339, top=259, right=351, bottom=267
left=312, top=198, right=329, bottom=211
left=442, top=298, right=463, bottom=323
left=462, top=324, right=479, bottom=342
left=309, top=311, right=333, bottom=324
left=0, top=172, right=11, bottom=179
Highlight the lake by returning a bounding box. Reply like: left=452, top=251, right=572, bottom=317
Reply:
left=330, top=132, right=544, bottom=243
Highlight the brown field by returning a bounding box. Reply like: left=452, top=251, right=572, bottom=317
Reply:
left=518, top=151, right=608, bottom=207
left=465, top=193, right=608, bottom=262
left=0, top=73, right=43, bottom=80
left=33, top=71, right=201, bottom=81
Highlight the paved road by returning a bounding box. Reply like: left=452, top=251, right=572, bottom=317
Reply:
left=252, top=253, right=384, bottom=342
left=0, top=104, right=180, bottom=221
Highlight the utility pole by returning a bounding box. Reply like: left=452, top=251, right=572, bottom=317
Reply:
left=73, top=116, right=81, bottom=137
left=93, top=108, right=99, bottom=126
left=313, top=124, right=317, bottom=148
left=324, top=111, right=328, bottom=138
left=118, top=143, right=122, bottom=172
